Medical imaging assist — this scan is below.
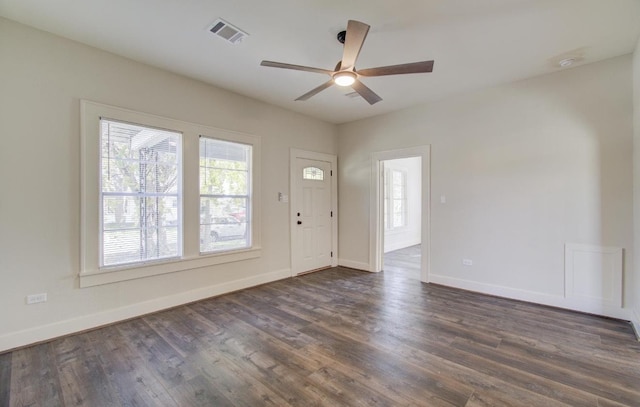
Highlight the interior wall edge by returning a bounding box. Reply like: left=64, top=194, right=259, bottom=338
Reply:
left=633, top=308, right=640, bottom=341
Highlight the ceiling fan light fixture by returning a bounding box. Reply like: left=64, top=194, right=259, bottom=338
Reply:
left=333, top=72, right=356, bottom=87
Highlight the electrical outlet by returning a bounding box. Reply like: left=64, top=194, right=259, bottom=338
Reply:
left=462, top=259, right=473, bottom=266
left=26, top=293, right=47, bottom=304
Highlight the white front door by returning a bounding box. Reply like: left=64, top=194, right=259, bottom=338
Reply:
left=292, top=157, right=333, bottom=274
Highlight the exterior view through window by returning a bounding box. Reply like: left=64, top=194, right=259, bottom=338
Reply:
left=384, top=168, right=407, bottom=230
left=100, top=119, right=182, bottom=267
left=199, top=137, right=251, bottom=253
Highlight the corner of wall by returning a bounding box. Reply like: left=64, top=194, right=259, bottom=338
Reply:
left=337, top=259, right=371, bottom=272
left=632, top=308, right=640, bottom=341
left=633, top=35, right=640, bottom=341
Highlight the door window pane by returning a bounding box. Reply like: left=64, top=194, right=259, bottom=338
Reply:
left=303, top=166, right=324, bottom=181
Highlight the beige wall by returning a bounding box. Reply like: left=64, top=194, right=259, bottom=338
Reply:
left=338, top=55, right=634, bottom=316
left=633, top=35, right=640, bottom=331
left=0, top=18, right=336, bottom=351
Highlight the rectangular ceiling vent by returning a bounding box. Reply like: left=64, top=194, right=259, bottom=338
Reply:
left=208, top=18, right=248, bottom=45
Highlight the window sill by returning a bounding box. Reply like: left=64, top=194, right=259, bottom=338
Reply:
left=79, top=247, right=261, bottom=288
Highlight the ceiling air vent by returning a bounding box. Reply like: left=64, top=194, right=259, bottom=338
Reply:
left=208, top=18, right=248, bottom=45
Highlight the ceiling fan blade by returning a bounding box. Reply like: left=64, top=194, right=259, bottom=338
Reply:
left=261, top=61, right=333, bottom=75
left=351, top=79, right=382, bottom=105
left=295, top=80, right=335, bottom=101
left=357, top=61, right=434, bottom=77
left=341, top=20, right=370, bottom=71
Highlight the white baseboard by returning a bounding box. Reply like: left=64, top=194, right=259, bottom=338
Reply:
left=338, top=259, right=371, bottom=272
left=0, top=269, right=291, bottom=353
left=429, top=274, right=631, bottom=320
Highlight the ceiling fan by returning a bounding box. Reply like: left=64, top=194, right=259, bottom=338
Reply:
left=260, top=20, right=434, bottom=105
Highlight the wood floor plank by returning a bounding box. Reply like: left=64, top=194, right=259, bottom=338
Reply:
left=198, top=344, right=332, bottom=406
left=452, top=336, right=639, bottom=406
left=300, top=324, right=474, bottom=406
left=0, top=352, right=11, bottom=407
left=8, top=343, right=63, bottom=407
left=115, top=318, right=197, bottom=389
left=52, top=335, right=118, bottom=407
left=307, top=302, right=600, bottom=407
left=3, top=256, right=640, bottom=406
left=165, top=374, right=236, bottom=407
left=186, top=302, right=377, bottom=406
left=86, top=326, right=178, bottom=407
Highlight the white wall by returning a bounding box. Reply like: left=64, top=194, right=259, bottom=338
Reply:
left=383, top=157, right=421, bottom=253
left=0, top=18, right=336, bottom=351
left=338, top=55, right=634, bottom=318
left=633, top=36, right=640, bottom=335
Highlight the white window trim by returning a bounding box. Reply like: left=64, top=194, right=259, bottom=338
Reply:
left=81, top=100, right=261, bottom=287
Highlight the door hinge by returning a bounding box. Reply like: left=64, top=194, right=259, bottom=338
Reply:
left=330, top=211, right=333, bottom=217
left=330, top=170, right=333, bottom=176
left=331, top=251, right=333, bottom=258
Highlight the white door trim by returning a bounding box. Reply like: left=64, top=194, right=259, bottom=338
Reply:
left=290, top=149, right=338, bottom=276
left=370, top=146, right=431, bottom=282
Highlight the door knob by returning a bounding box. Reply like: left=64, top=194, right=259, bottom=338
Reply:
left=297, top=221, right=302, bottom=225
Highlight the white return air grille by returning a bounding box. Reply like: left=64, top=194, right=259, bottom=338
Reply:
left=208, top=18, right=248, bottom=44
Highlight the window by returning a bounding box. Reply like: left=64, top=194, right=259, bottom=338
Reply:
left=200, top=137, right=251, bottom=253
left=100, top=119, right=182, bottom=266
left=81, top=101, right=261, bottom=287
left=384, top=168, right=407, bottom=230
left=303, top=166, right=324, bottom=181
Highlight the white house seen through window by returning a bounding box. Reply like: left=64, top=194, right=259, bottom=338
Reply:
left=199, top=137, right=252, bottom=253
left=100, top=119, right=182, bottom=267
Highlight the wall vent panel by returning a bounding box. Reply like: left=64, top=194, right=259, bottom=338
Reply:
left=564, top=243, right=622, bottom=309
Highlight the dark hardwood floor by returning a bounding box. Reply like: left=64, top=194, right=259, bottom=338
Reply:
left=384, top=244, right=422, bottom=280
left=2, top=266, right=640, bottom=406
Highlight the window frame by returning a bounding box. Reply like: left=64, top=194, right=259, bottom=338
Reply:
left=81, top=100, right=261, bottom=287
left=199, top=136, right=253, bottom=254
left=99, top=118, right=184, bottom=268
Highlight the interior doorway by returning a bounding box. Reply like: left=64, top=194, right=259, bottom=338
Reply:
left=381, top=157, right=422, bottom=280
left=370, top=146, right=430, bottom=282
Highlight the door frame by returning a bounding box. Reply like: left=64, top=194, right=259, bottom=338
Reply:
left=290, top=149, right=338, bottom=276
left=369, top=146, right=431, bottom=282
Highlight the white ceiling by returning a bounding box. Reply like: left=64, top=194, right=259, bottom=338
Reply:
left=1, top=0, right=639, bottom=124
